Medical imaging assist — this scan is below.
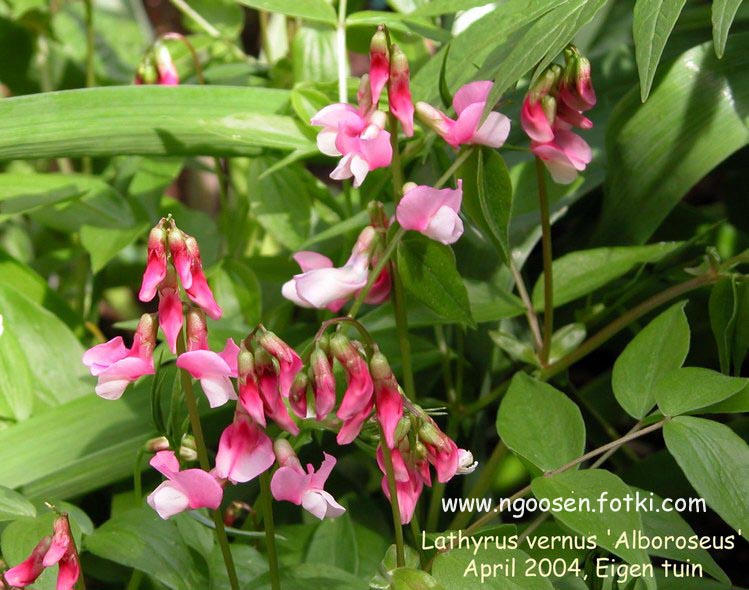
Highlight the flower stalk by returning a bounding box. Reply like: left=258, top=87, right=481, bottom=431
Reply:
left=260, top=470, right=282, bottom=590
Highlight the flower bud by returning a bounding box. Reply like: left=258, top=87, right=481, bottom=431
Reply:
left=258, top=330, right=303, bottom=399
left=311, top=347, right=336, bottom=420
left=144, top=436, right=170, bottom=453
left=154, top=42, right=179, bottom=86
left=394, top=417, right=411, bottom=443
left=167, top=223, right=192, bottom=290
left=357, top=74, right=374, bottom=114
left=367, top=200, right=389, bottom=230
left=135, top=55, right=158, bottom=85
left=185, top=307, right=208, bottom=352
left=457, top=448, right=478, bottom=474
left=415, top=101, right=451, bottom=137
left=388, top=45, right=414, bottom=137
left=528, top=64, right=562, bottom=102
left=540, top=95, right=557, bottom=126
left=289, top=371, right=309, bottom=418
left=139, top=223, right=168, bottom=302
left=369, top=27, right=390, bottom=104
left=273, top=438, right=301, bottom=469
left=560, top=46, right=595, bottom=111
left=370, top=352, right=403, bottom=448
left=133, top=313, right=158, bottom=359
left=418, top=420, right=445, bottom=447
left=157, top=266, right=183, bottom=354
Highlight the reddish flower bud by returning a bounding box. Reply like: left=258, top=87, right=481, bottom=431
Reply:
left=132, top=313, right=158, bottom=360
left=370, top=352, right=403, bottom=448
left=388, top=45, right=414, bottom=137
left=139, top=223, right=168, bottom=302
left=238, top=346, right=265, bottom=426
left=559, top=47, right=595, bottom=112
left=155, top=43, right=179, bottom=86
left=369, top=27, right=390, bottom=104
left=254, top=347, right=300, bottom=435
left=273, top=438, right=301, bottom=470
left=311, top=346, right=336, bottom=420
left=257, top=330, right=303, bottom=399
left=3, top=535, right=52, bottom=587
left=330, top=334, right=374, bottom=444
left=289, top=371, right=310, bottom=418
left=185, top=307, right=208, bottom=352
left=158, top=267, right=183, bottom=354
left=167, top=224, right=192, bottom=290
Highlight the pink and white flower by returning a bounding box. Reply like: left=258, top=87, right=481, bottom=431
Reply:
left=270, top=441, right=346, bottom=520
left=369, top=27, right=389, bottom=104
left=531, top=127, right=592, bottom=185
left=370, top=352, right=404, bottom=449
left=388, top=46, right=414, bottom=137
left=147, top=450, right=224, bottom=519
left=415, top=81, right=510, bottom=148
left=176, top=338, right=240, bottom=408
left=214, top=410, right=275, bottom=484
left=82, top=314, right=157, bottom=400
left=396, top=181, right=464, bottom=245
left=257, top=330, right=303, bottom=398
left=139, top=225, right=168, bottom=302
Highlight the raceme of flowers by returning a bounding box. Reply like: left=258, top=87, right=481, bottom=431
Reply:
left=78, top=218, right=471, bottom=529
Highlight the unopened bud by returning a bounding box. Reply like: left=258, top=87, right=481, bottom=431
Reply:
left=273, top=439, right=301, bottom=469
left=167, top=224, right=192, bottom=289
left=540, top=95, right=557, bottom=125
left=185, top=307, right=208, bottom=352
left=412, top=439, right=427, bottom=461
left=560, top=47, right=595, bottom=111
left=238, top=346, right=255, bottom=382
left=418, top=420, right=444, bottom=447
left=393, top=417, right=411, bottom=444
left=144, top=436, right=170, bottom=453
left=258, top=330, right=294, bottom=364
left=154, top=42, right=179, bottom=86
left=388, top=45, right=414, bottom=136
left=370, top=351, right=394, bottom=382
left=179, top=446, right=198, bottom=462
left=369, top=27, right=390, bottom=104
left=135, top=55, right=158, bottom=85
left=415, top=101, right=451, bottom=137
left=133, top=313, right=158, bottom=358
left=457, top=449, right=478, bottom=474
left=368, top=200, right=389, bottom=229
left=289, top=371, right=309, bottom=418
left=529, top=64, right=562, bottom=102
left=330, top=333, right=356, bottom=363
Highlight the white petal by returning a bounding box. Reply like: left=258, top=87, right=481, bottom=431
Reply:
left=147, top=482, right=190, bottom=519
left=301, top=489, right=346, bottom=520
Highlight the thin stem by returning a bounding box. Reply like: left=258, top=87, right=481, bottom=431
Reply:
left=437, top=148, right=473, bottom=188
left=168, top=0, right=247, bottom=62
left=259, top=471, right=281, bottom=590
left=464, top=419, right=667, bottom=535
left=379, top=435, right=406, bottom=567
left=589, top=420, right=644, bottom=469
left=133, top=449, right=146, bottom=503
left=336, top=0, right=348, bottom=103
left=509, top=260, right=543, bottom=355
left=389, top=116, right=405, bottom=201
left=314, top=316, right=376, bottom=349
left=125, top=570, right=144, bottom=590
left=540, top=272, right=717, bottom=380
left=176, top=335, right=239, bottom=590
left=391, top=268, right=416, bottom=400
left=83, top=0, right=95, bottom=87
left=536, top=157, right=554, bottom=366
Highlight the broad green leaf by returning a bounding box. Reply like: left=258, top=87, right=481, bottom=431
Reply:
left=633, top=487, right=730, bottom=585
left=633, top=0, right=687, bottom=101
left=212, top=258, right=262, bottom=327
left=370, top=545, right=421, bottom=589
left=235, top=0, right=337, bottom=25
left=701, top=382, right=749, bottom=413
left=712, top=0, right=744, bottom=58
left=0, top=379, right=154, bottom=499
left=412, top=0, right=497, bottom=16
left=0, top=284, right=90, bottom=413
left=0, top=86, right=310, bottom=160
left=390, top=568, right=444, bottom=590
left=664, top=416, right=749, bottom=539
left=653, top=367, right=747, bottom=416
left=595, top=35, right=749, bottom=244
left=292, top=24, right=339, bottom=83
left=497, top=373, right=585, bottom=472
left=85, top=507, right=208, bottom=590
left=397, top=233, right=474, bottom=326
left=250, top=563, right=364, bottom=589
left=459, top=148, right=513, bottom=264
left=432, top=546, right=553, bottom=590
left=345, top=11, right=451, bottom=42
left=183, top=0, right=244, bottom=36
left=0, top=486, right=36, bottom=521
left=532, top=470, right=655, bottom=590
left=81, top=223, right=149, bottom=274
left=304, top=511, right=359, bottom=575
left=0, top=324, right=33, bottom=421
left=708, top=276, right=749, bottom=375
left=531, top=243, right=680, bottom=309
left=612, top=302, right=690, bottom=419
left=548, top=322, right=586, bottom=364
left=465, top=279, right=525, bottom=323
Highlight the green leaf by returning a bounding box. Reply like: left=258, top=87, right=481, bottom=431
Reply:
left=0, top=284, right=90, bottom=413
left=370, top=545, right=421, bottom=589
left=212, top=258, right=262, bottom=327
left=345, top=12, right=451, bottom=43
left=664, top=416, right=749, bottom=539
left=85, top=507, right=209, bottom=590
left=595, top=35, right=749, bottom=245
left=292, top=24, right=340, bottom=83
left=0, top=322, right=33, bottom=421
left=81, top=223, right=149, bottom=274
left=712, top=0, right=744, bottom=58
left=0, top=379, right=155, bottom=499
left=0, top=86, right=311, bottom=160
left=459, top=148, right=513, bottom=264
left=390, top=568, right=444, bottom=590
left=0, top=486, right=36, bottom=521
left=397, top=233, right=474, bottom=326
left=432, top=546, right=553, bottom=590
left=531, top=470, right=655, bottom=590
left=412, top=0, right=500, bottom=17
left=709, top=276, right=749, bottom=375
left=465, top=278, right=525, bottom=324
left=498, top=373, right=585, bottom=472
left=654, top=367, right=747, bottom=416
left=304, top=512, right=359, bottom=575
left=235, top=0, right=337, bottom=25
left=612, top=302, right=690, bottom=419
left=531, top=243, right=680, bottom=309
left=633, top=0, right=687, bottom=101
left=634, top=487, right=730, bottom=585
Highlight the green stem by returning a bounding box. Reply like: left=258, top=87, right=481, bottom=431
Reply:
left=133, top=449, right=146, bottom=503
left=379, top=432, right=406, bottom=567
left=536, top=157, right=553, bottom=366
left=168, top=0, right=247, bottom=62
left=509, top=261, right=543, bottom=355
left=259, top=471, right=281, bottom=590
left=391, top=268, right=416, bottom=400
left=125, top=570, right=144, bottom=590
left=82, top=0, right=95, bottom=175
left=336, top=0, right=348, bottom=103
left=176, top=336, right=239, bottom=590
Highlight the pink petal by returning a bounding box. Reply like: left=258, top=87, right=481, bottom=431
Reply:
left=82, top=337, right=129, bottom=376
left=293, top=265, right=368, bottom=309
left=239, top=379, right=267, bottom=427
left=375, top=384, right=404, bottom=449
left=358, top=128, right=392, bottom=170
left=147, top=481, right=191, bottom=519
left=270, top=465, right=311, bottom=505
left=185, top=267, right=222, bottom=320
left=336, top=399, right=373, bottom=445
left=309, top=452, right=337, bottom=489
left=150, top=450, right=180, bottom=478
left=56, top=554, right=81, bottom=590
left=42, top=517, right=71, bottom=567
left=472, top=111, right=511, bottom=148
left=219, top=339, right=240, bottom=378
left=3, top=536, right=51, bottom=587
left=452, top=80, right=493, bottom=115
left=214, top=416, right=275, bottom=483
left=158, top=288, right=183, bottom=354
left=389, top=74, right=414, bottom=137
left=95, top=356, right=154, bottom=400
left=310, top=103, right=362, bottom=130
left=282, top=278, right=313, bottom=308
left=554, top=129, right=592, bottom=168
left=199, top=375, right=237, bottom=408
left=556, top=102, right=593, bottom=130
left=424, top=206, right=464, bottom=245
left=139, top=256, right=167, bottom=302
left=532, top=143, right=579, bottom=184
left=369, top=55, right=390, bottom=105
left=172, top=468, right=224, bottom=510
left=396, top=184, right=462, bottom=233
left=316, top=129, right=341, bottom=157
left=450, top=102, right=484, bottom=146
left=521, top=97, right=555, bottom=142
left=293, top=251, right=333, bottom=272
left=176, top=350, right=232, bottom=380
left=336, top=354, right=374, bottom=420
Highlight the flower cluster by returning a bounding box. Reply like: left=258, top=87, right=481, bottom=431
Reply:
left=2, top=514, right=80, bottom=590
left=521, top=46, right=595, bottom=184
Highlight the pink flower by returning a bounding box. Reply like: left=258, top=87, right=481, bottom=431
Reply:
left=520, top=95, right=555, bottom=143
left=185, top=307, right=209, bottom=352
left=418, top=417, right=460, bottom=483
left=238, top=347, right=266, bottom=426
left=176, top=339, right=239, bottom=408
left=531, top=128, right=592, bottom=185
left=311, top=101, right=392, bottom=187
left=310, top=347, right=336, bottom=420
left=167, top=226, right=222, bottom=320
left=558, top=49, right=596, bottom=112
left=43, top=515, right=80, bottom=590
left=282, top=226, right=389, bottom=312
left=396, top=181, right=464, bottom=245
left=155, top=44, right=179, bottom=86
left=253, top=347, right=300, bottom=435
left=369, top=28, right=389, bottom=104
left=388, top=46, right=414, bottom=137
left=3, top=536, right=51, bottom=587
left=270, top=442, right=345, bottom=520
left=158, top=268, right=183, bottom=354
left=214, top=410, right=275, bottom=484
left=370, top=352, right=404, bottom=449
left=257, top=330, right=303, bottom=398
left=337, top=398, right=374, bottom=445
left=377, top=447, right=424, bottom=524
left=82, top=314, right=156, bottom=400
left=331, top=334, right=374, bottom=444
left=288, top=372, right=309, bottom=418
left=147, top=450, right=223, bottom=519
left=139, top=225, right=168, bottom=302
left=415, top=81, right=510, bottom=149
